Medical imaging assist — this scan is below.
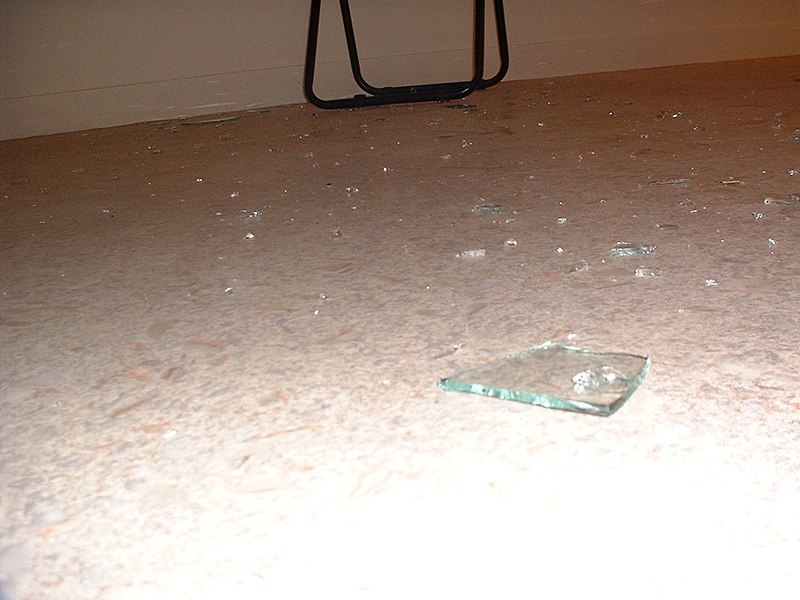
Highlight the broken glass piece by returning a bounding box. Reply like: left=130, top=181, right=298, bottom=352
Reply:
left=634, top=266, right=663, bottom=277
left=609, top=241, right=656, bottom=257
left=240, top=210, right=263, bottom=222
left=446, top=103, right=478, bottom=112
left=567, top=259, right=590, bottom=274
left=438, top=342, right=650, bottom=416
left=763, top=194, right=800, bottom=205
left=457, top=248, right=486, bottom=258
left=649, top=177, right=689, bottom=185
left=473, top=203, right=502, bottom=214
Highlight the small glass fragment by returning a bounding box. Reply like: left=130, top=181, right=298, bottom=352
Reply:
left=789, top=168, right=799, bottom=176
left=446, top=103, right=478, bottom=112
left=763, top=194, right=800, bottom=205
left=556, top=217, right=567, bottom=224
left=504, top=238, right=518, bottom=247
left=649, top=177, right=689, bottom=185
left=704, top=278, right=719, bottom=286
left=331, top=227, right=343, bottom=238
left=244, top=232, right=255, bottom=240
left=457, top=249, right=486, bottom=258
left=567, top=259, right=590, bottom=273
left=752, top=212, right=764, bottom=221
left=656, top=223, right=679, bottom=231
left=634, top=266, right=663, bottom=277
left=240, top=210, right=263, bottom=222
left=438, top=342, right=650, bottom=416
left=609, top=242, right=656, bottom=257
left=473, top=203, right=502, bottom=215
left=345, top=186, right=359, bottom=194
left=720, top=179, right=742, bottom=185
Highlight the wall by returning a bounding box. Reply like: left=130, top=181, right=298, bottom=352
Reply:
left=1, top=0, right=799, bottom=140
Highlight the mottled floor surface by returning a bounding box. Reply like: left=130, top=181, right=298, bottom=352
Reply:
left=2, top=56, right=799, bottom=599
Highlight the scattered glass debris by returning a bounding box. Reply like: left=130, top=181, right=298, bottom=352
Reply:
left=789, top=168, right=799, bottom=176
left=244, top=232, right=255, bottom=240
left=230, top=191, right=240, bottom=198
left=568, top=259, right=590, bottom=273
left=763, top=194, right=800, bottom=205
left=556, top=217, right=567, bottom=225
left=680, top=199, right=694, bottom=208
left=446, top=103, right=478, bottom=111
left=649, top=177, right=689, bottom=185
left=345, top=186, right=359, bottom=195
left=473, top=203, right=502, bottom=215
left=331, top=227, right=343, bottom=238
left=634, top=267, right=663, bottom=277
left=438, top=342, right=650, bottom=416
left=656, top=223, right=679, bottom=231
left=196, top=178, right=203, bottom=183
left=752, top=212, right=764, bottom=221
left=704, top=278, right=719, bottom=286
left=441, top=154, right=452, bottom=160
left=240, top=210, right=263, bottom=222
left=458, top=249, right=486, bottom=258
left=504, top=238, right=518, bottom=247
left=224, top=287, right=234, bottom=294
left=609, top=242, right=656, bottom=257
left=657, top=110, right=683, bottom=119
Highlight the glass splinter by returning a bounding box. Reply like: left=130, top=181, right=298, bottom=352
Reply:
left=438, top=342, right=650, bottom=416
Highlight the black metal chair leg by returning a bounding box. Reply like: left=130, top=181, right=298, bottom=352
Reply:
left=304, top=0, right=508, bottom=109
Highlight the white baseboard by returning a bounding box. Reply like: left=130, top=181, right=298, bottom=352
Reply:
left=2, top=24, right=798, bottom=140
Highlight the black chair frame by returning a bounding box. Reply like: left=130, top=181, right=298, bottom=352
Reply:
left=304, top=0, right=509, bottom=109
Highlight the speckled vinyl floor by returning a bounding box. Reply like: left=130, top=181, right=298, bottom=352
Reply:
left=1, top=55, right=799, bottom=599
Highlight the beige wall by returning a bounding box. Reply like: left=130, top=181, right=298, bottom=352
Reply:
left=1, top=0, right=799, bottom=140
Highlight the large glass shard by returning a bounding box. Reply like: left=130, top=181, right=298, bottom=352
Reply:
left=438, top=342, right=650, bottom=416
